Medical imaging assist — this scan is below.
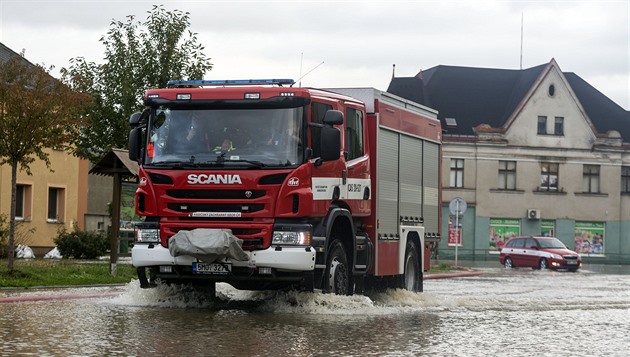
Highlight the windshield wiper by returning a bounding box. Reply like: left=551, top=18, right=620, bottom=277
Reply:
left=223, top=159, right=267, bottom=167
left=148, top=160, right=200, bottom=169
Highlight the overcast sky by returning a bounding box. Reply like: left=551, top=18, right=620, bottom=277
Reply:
left=1, top=0, right=628, bottom=109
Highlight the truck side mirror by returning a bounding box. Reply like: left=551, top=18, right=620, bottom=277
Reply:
left=323, top=110, right=344, bottom=125
left=129, top=112, right=142, bottom=127
left=320, top=126, right=340, bottom=162
left=129, top=128, right=142, bottom=161
left=318, top=110, right=343, bottom=162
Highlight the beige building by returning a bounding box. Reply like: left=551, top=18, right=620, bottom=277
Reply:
left=0, top=149, right=89, bottom=255
left=389, top=59, right=630, bottom=264
left=0, top=43, right=89, bottom=256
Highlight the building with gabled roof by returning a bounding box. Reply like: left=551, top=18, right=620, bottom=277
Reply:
left=0, top=42, right=89, bottom=256
left=389, top=59, right=630, bottom=264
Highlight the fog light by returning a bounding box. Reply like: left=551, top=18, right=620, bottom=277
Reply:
left=258, top=267, right=272, bottom=275
left=159, top=265, right=173, bottom=273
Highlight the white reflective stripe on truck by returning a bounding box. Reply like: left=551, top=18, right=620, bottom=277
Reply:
left=312, top=177, right=371, bottom=201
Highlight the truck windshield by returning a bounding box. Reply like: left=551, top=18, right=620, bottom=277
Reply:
left=145, top=107, right=304, bottom=168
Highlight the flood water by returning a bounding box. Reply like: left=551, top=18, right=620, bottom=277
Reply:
left=1, top=263, right=628, bottom=356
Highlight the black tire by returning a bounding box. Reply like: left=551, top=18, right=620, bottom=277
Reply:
left=403, top=241, right=421, bottom=292
left=538, top=258, right=548, bottom=270
left=325, top=240, right=352, bottom=295
left=504, top=257, right=514, bottom=269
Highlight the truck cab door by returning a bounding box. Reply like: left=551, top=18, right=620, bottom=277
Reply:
left=310, top=102, right=344, bottom=210
left=342, top=106, right=370, bottom=216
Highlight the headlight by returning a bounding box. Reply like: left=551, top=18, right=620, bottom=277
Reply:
left=272, top=231, right=311, bottom=245
left=550, top=254, right=563, bottom=260
left=135, top=228, right=160, bottom=243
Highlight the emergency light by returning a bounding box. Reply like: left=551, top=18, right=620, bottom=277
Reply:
left=167, top=79, right=295, bottom=87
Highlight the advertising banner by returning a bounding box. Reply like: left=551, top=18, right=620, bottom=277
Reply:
left=489, top=218, right=520, bottom=252
left=575, top=222, right=605, bottom=256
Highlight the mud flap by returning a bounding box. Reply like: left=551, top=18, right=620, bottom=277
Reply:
left=137, top=267, right=152, bottom=289
left=301, top=271, right=315, bottom=292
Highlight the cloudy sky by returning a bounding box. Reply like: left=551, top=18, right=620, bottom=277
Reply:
left=1, top=0, right=628, bottom=109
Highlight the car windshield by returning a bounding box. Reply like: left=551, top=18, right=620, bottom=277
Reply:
left=537, top=238, right=567, bottom=249
left=145, top=107, right=303, bottom=168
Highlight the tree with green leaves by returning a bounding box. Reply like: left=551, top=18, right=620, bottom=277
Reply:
left=62, top=5, right=213, bottom=163
left=0, top=53, right=92, bottom=272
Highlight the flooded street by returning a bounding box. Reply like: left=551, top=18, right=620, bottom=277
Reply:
left=1, top=263, right=628, bottom=356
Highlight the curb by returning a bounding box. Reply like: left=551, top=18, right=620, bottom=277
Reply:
left=424, top=271, right=484, bottom=280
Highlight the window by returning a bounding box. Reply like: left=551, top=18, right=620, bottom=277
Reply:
left=15, top=184, right=32, bottom=221
left=345, top=107, right=364, bottom=161
left=525, top=238, right=538, bottom=249
left=47, top=187, right=66, bottom=223
left=622, top=166, right=630, bottom=193
left=498, top=161, right=516, bottom=190
left=540, top=163, right=558, bottom=191
left=537, top=116, right=547, bottom=135
left=450, top=159, right=464, bottom=188
left=554, top=117, right=564, bottom=136
left=310, top=102, right=333, bottom=159
left=583, top=165, right=600, bottom=193
left=506, top=238, right=525, bottom=248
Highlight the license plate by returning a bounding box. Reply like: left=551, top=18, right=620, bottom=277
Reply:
left=566, top=261, right=578, bottom=265
left=192, top=262, right=231, bottom=275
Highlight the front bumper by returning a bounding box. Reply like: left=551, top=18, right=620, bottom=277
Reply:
left=550, top=259, right=582, bottom=270
left=132, top=243, right=316, bottom=272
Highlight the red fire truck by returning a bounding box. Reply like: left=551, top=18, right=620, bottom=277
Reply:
left=128, top=79, right=441, bottom=295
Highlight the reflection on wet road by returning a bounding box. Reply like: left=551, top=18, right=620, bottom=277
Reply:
left=1, top=263, right=628, bottom=356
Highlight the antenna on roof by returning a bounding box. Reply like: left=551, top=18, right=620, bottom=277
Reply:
left=296, top=60, right=324, bottom=87
left=392, top=64, right=396, bottom=79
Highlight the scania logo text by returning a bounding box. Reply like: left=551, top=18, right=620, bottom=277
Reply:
left=187, top=174, right=242, bottom=185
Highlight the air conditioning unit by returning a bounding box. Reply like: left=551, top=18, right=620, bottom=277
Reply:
left=527, top=209, right=541, bottom=220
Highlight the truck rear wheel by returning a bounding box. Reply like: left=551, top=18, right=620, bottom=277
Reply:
left=403, top=241, right=421, bottom=292
left=325, top=240, right=352, bottom=295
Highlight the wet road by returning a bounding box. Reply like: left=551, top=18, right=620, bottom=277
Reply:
left=1, top=262, right=628, bottom=356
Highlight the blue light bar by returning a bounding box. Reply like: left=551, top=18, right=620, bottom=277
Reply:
left=167, top=79, right=295, bottom=87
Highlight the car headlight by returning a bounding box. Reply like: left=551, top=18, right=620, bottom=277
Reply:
left=550, top=254, right=563, bottom=260
left=135, top=228, right=160, bottom=243
left=272, top=231, right=311, bottom=245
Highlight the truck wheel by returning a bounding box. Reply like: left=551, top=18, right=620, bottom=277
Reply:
left=325, top=240, right=352, bottom=295
left=403, top=241, right=421, bottom=292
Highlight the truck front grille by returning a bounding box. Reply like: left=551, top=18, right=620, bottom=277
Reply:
left=166, top=189, right=266, bottom=199
left=167, top=203, right=264, bottom=213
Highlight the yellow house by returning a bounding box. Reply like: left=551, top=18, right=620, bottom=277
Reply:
left=0, top=42, right=89, bottom=256
left=0, top=149, right=89, bottom=256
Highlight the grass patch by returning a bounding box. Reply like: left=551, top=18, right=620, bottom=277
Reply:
left=429, top=263, right=467, bottom=273
left=0, top=259, right=136, bottom=288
